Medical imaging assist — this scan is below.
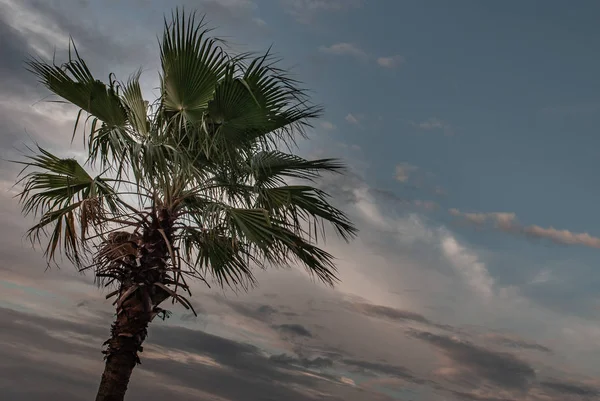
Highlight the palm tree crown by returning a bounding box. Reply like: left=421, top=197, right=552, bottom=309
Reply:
left=20, top=11, right=356, bottom=401
left=19, top=10, right=356, bottom=291
left=15, top=9, right=356, bottom=401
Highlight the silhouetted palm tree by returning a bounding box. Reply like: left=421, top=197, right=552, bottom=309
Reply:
left=15, top=9, right=356, bottom=401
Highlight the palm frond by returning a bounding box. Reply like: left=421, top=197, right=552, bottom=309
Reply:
left=26, top=41, right=133, bottom=170
left=120, top=69, right=150, bottom=136
left=250, top=151, right=344, bottom=186
left=15, top=146, right=124, bottom=267
left=178, top=226, right=256, bottom=289
left=160, top=8, right=229, bottom=122
left=255, top=185, right=356, bottom=242
left=205, top=52, right=322, bottom=152
left=173, top=196, right=350, bottom=286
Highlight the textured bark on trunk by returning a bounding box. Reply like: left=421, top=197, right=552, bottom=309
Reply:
left=95, top=294, right=151, bottom=401
left=95, top=208, right=174, bottom=401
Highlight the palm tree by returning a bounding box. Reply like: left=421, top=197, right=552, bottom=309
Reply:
left=14, top=9, right=356, bottom=401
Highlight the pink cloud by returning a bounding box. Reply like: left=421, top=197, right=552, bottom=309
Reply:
left=449, top=209, right=600, bottom=249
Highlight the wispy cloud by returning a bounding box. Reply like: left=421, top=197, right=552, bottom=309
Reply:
left=319, top=42, right=367, bottom=59
left=484, top=333, right=553, bottom=354
left=320, top=120, right=336, bottom=130
left=319, top=43, right=405, bottom=69
left=395, top=163, right=419, bottom=183
left=449, top=209, right=516, bottom=227
left=377, top=55, right=405, bottom=69
left=541, top=380, right=600, bottom=398
left=411, top=117, right=454, bottom=136
left=413, top=200, right=438, bottom=211
left=0, top=0, right=70, bottom=59
left=408, top=329, right=536, bottom=391
left=281, top=0, right=363, bottom=23
left=345, top=113, right=360, bottom=124
left=449, top=208, right=600, bottom=249
left=441, top=234, right=495, bottom=298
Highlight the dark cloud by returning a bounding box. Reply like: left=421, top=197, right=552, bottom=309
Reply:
left=352, top=302, right=454, bottom=331
left=355, top=303, right=430, bottom=324
left=408, top=330, right=535, bottom=391
left=270, top=353, right=334, bottom=369
left=0, top=306, right=398, bottom=401
left=491, top=335, right=552, bottom=354
left=0, top=21, right=45, bottom=151
left=215, top=296, right=279, bottom=322
left=541, top=380, right=600, bottom=397
left=142, top=355, right=335, bottom=401
left=23, top=0, right=155, bottom=67
left=276, top=323, right=313, bottom=337
left=0, top=307, right=106, bottom=343
left=341, top=359, right=424, bottom=384
left=446, top=390, right=515, bottom=401
left=270, top=351, right=430, bottom=387
left=0, top=20, right=34, bottom=94
left=257, top=304, right=278, bottom=314
left=0, top=0, right=153, bottom=94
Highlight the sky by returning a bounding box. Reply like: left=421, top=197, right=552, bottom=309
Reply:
left=1, top=0, right=600, bottom=400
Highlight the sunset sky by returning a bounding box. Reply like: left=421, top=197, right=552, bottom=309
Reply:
left=1, top=1, right=600, bottom=400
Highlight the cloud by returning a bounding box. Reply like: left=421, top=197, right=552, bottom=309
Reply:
left=345, top=113, right=360, bottom=124
left=413, top=200, right=438, bottom=211
left=0, top=0, right=70, bottom=59
left=270, top=353, right=334, bottom=369
left=441, top=235, right=495, bottom=298
left=281, top=0, right=363, bottom=23
left=366, top=189, right=438, bottom=211
left=212, top=296, right=277, bottom=322
left=319, top=44, right=406, bottom=71
left=540, top=380, right=600, bottom=397
left=187, top=0, right=268, bottom=30
left=415, top=118, right=445, bottom=130
left=342, top=359, right=421, bottom=383
left=319, top=43, right=405, bottom=70
left=320, top=120, right=337, bottom=130
left=276, top=323, right=313, bottom=337
left=449, top=208, right=600, bottom=249
left=0, top=306, right=403, bottom=401
left=353, top=303, right=431, bottom=325
left=394, top=163, right=418, bottom=182
left=352, top=302, right=455, bottom=334
left=408, top=330, right=536, bottom=391
left=377, top=55, right=405, bottom=69
left=319, top=42, right=367, bottom=59
left=411, top=117, right=454, bottom=135
left=485, top=334, right=552, bottom=354
left=522, top=225, right=600, bottom=248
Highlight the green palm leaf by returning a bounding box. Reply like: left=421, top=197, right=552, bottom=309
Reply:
left=160, top=9, right=228, bottom=122
left=15, top=146, right=120, bottom=265
left=26, top=42, right=136, bottom=172
left=120, top=69, right=150, bottom=136
left=250, top=150, right=344, bottom=186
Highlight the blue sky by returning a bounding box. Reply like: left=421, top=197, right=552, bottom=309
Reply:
left=1, top=1, right=600, bottom=400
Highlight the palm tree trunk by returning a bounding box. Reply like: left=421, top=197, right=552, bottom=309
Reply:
left=95, top=209, right=174, bottom=401
left=95, top=294, right=151, bottom=401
